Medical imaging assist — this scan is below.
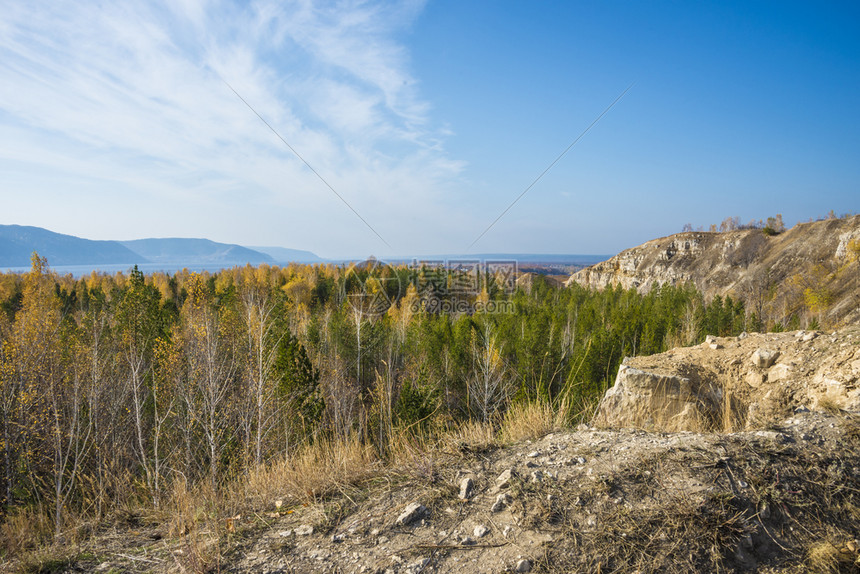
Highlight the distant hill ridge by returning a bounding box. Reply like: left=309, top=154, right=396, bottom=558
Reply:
left=0, top=225, right=322, bottom=268
left=0, top=225, right=142, bottom=266
left=248, top=246, right=323, bottom=264
left=120, top=238, right=273, bottom=265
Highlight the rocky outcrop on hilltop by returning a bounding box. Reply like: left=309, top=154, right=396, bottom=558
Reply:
left=566, top=215, right=860, bottom=326
left=593, top=327, right=860, bottom=432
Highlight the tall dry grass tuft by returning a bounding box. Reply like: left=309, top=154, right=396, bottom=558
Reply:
left=167, top=475, right=209, bottom=538
left=805, top=540, right=858, bottom=573
left=555, top=375, right=605, bottom=429
left=240, top=436, right=380, bottom=510
left=446, top=419, right=497, bottom=452
left=815, top=396, right=846, bottom=414
left=0, top=507, right=52, bottom=558
left=166, top=475, right=238, bottom=573
left=388, top=429, right=447, bottom=482
left=499, top=401, right=557, bottom=443
left=719, top=387, right=747, bottom=433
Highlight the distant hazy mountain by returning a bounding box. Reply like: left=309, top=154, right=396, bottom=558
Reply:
left=0, top=224, right=143, bottom=266
left=0, top=226, right=286, bottom=270
left=121, top=238, right=274, bottom=266
left=0, top=225, right=602, bottom=273
left=248, top=246, right=323, bottom=263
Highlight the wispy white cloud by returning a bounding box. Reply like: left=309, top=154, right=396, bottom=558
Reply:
left=0, top=0, right=464, bottom=254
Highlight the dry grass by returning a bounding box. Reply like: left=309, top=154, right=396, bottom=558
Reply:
left=806, top=540, right=859, bottom=573
left=166, top=475, right=210, bottom=538
left=445, top=398, right=582, bottom=449
left=152, top=437, right=383, bottom=573
left=499, top=401, right=558, bottom=443
left=11, top=546, right=79, bottom=574
left=0, top=507, right=52, bottom=558
left=815, top=395, right=846, bottom=414
left=719, top=386, right=747, bottom=433
left=6, top=404, right=860, bottom=574
left=0, top=399, right=579, bottom=570
left=159, top=477, right=222, bottom=574
left=388, top=428, right=447, bottom=479
left=239, top=435, right=380, bottom=511
left=446, top=419, right=497, bottom=452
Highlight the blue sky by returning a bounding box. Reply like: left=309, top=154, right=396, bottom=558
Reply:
left=1, top=1, right=857, bottom=258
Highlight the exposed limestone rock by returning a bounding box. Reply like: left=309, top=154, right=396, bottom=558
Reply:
left=768, top=363, right=793, bottom=382
left=516, top=558, right=533, bottom=572
left=495, top=468, right=516, bottom=490
left=745, top=371, right=765, bottom=388
left=458, top=477, right=474, bottom=500
left=592, top=364, right=721, bottom=431
left=704, top=335, right=722, bottom=350
left=459, top=536, right=475, bottom=545
left=405, top=558, right=431, bottom=573
left=491, top=493, right=512, bottom=513
left=751, top=348, right=780, bottom=369
left=835, top=226, right=860, bottom=258
left=810, top=374, right=860, bottom=410
left=396, top=502, right=427, bottom=526
left=594, top=327, right=860, bottom=432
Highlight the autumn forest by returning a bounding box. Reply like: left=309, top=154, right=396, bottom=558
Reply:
left=1, top=254, right=754, bottom=547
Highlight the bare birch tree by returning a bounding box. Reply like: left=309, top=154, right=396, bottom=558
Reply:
left=468, top=321, right=510, bottom=423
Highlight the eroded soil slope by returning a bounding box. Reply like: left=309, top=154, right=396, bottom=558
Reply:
left=64, top=410, right=860, bottom=574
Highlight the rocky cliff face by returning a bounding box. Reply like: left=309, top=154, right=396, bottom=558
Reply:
left=566, top=215, right=860, bottom=326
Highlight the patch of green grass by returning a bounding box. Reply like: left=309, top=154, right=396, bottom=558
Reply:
left=18, top=553, right=74, bottom=574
